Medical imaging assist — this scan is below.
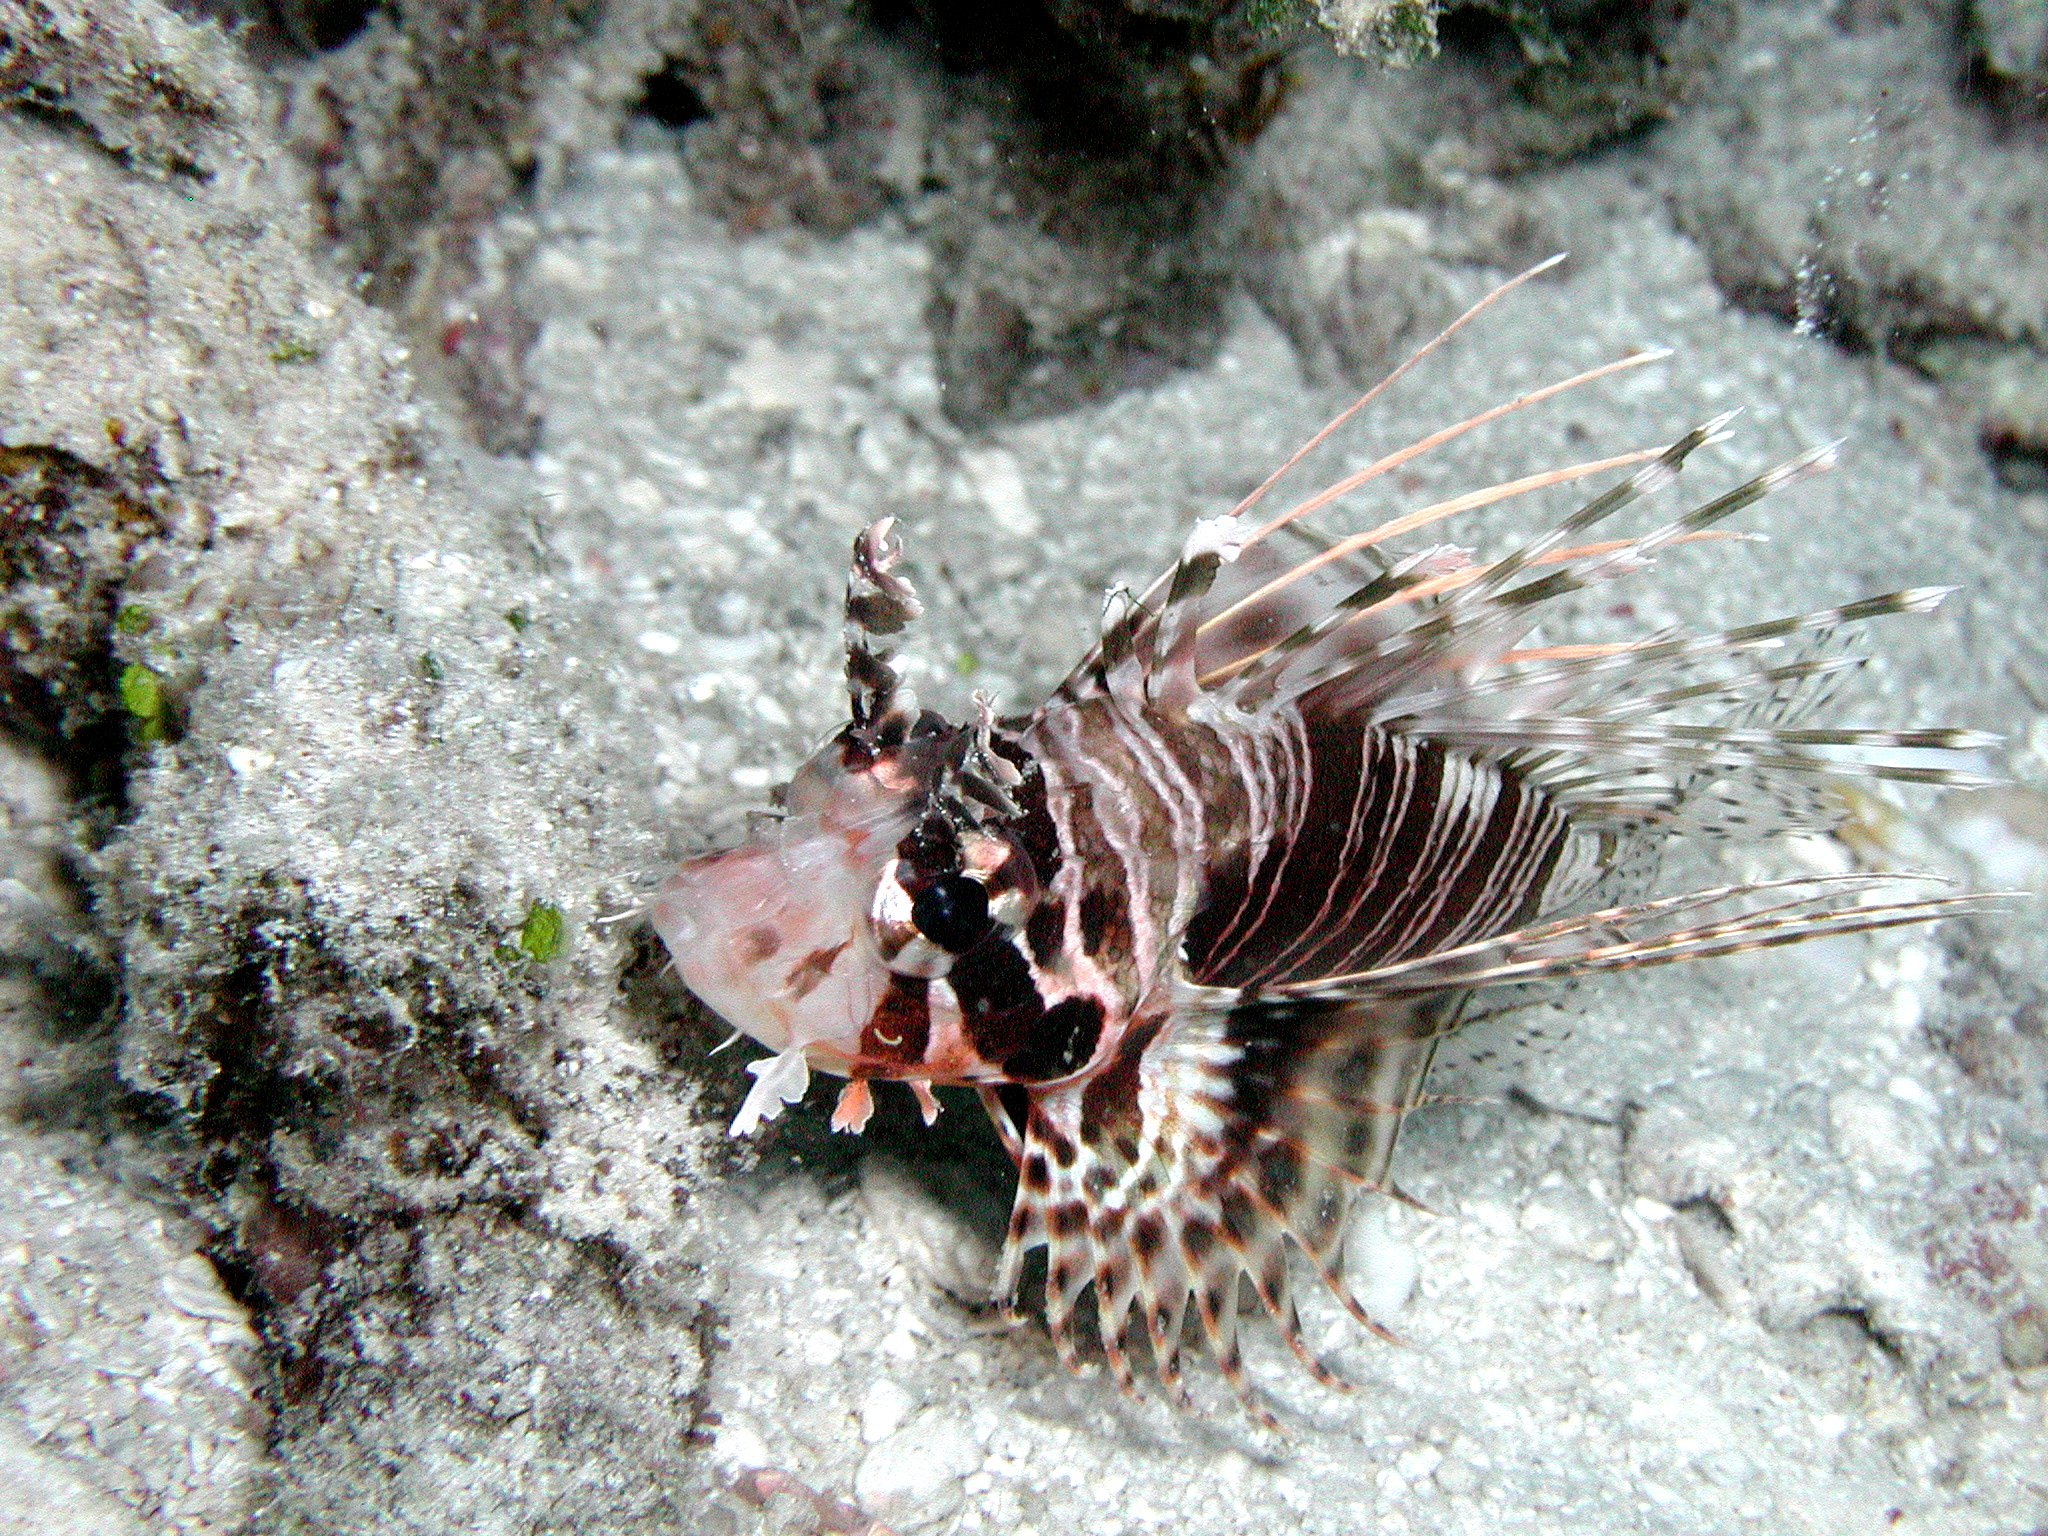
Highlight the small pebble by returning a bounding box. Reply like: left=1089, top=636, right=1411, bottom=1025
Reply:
left=800, top=1328, right=843, bottom=1367
left=1520, top=1187, right=1622, bottom=1264
left=957, top=446, right=1039, bottom=537
left=1826, top=1087, right=1933, bottom=1175
left=712, top=1422, right=768, bottom=1472
left=224, top=746, right=274, bottom=776
left=856, top=1411, right=978, bottom=1531
left=1395, top=1445, right=1443, bottom=1483
left=2000, top=1308, right=2048, bottom=1371
left=1344, top=1201, right=1420, bottom=1320
left=880, top=1327, right=919, bottom=1361
left=158, top=1255, right=250, bottom=1324
left=860, top=1377, right=912, bottom=1444
left=1432, top=1458, right=1477, bottom=1497
left=1885, top=1075, right=1938, bottom=1112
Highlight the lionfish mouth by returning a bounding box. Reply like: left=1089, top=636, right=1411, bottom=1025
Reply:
left=655, top=254, right=2007, bottom=1422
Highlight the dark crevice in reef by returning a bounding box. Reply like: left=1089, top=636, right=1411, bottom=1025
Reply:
left=0, top=447, right=162, bottom=1151
left=628, top=0, right=902, bottom=238
left=160, top=0, right=383, bottom=55
left=629, top=58, right=710, bottom=130
left=1983, top=429, right=2048, bottom=493
left=268, top=0, right=384, bottom=53
left=1429, top=0, right=1733, bottom=169
left=0, top=443, right=175, bottom=817
left=867, top=0, right=1292, bottom=171
left=0, top=90, right=209, bottom=182
left=863, top=0, right=1295, bottom=427
left=0, top=904, right=121, bottom=1142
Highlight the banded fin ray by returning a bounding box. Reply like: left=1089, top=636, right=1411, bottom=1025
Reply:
left=1064, top=336, right=1673, bottom=708
left=1228, top=431, right=1825, bottom=723
left=1267, top=874, right=2011, bottom=1002
left=1198, top=412, right=1736, bottom=706
left=985, top=992, right=1454, bottom=1421
left=1066, top=249, right=1573, bottom=695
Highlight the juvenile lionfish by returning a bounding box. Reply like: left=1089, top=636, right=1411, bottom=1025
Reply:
left=652, top=260, right=1997, bottom=1415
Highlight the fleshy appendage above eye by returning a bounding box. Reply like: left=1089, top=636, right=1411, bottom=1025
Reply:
left=868, top=832, right=1038, bottom=978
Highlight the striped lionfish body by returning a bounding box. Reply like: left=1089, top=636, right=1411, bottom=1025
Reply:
left=650, top=263, right=1999, bottom=1417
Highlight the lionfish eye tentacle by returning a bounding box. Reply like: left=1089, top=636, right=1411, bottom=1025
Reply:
left=844, top=517, right=924, bottom=738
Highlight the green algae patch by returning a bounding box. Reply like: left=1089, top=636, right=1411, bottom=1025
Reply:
left=515, top=901, right=567, bottom=964
left=120, top=662, right=168, bottom=741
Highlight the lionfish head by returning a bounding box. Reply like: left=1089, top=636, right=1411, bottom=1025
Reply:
left=650, top=710, right=1040, bottom=1064
left=649, top=519, right=1042, bottom=1108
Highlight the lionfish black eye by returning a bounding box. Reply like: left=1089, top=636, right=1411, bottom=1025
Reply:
left=911, top=875, right=992, bottom=954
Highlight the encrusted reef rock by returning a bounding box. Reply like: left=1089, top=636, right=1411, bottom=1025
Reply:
left=264, top=0, right=1736, bottom=442
left=2, top=4, right=727, bottom=1529
left=1663, top=2, right=2048, bottom=485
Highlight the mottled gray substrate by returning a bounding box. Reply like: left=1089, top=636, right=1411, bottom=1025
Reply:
left=2, top=1, right=2046, bottom=1534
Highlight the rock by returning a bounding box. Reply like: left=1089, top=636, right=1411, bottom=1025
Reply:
left=1252, top=208, right=1458, bottom=390
left=2000, top=1306, right=2048, bottom=1371
left=1914, top=339, right=2048, bottom=489
left=854, top=1410, right=979, bottom=1531
left=1969, top=0, right=2048, bottom=95
left=1315, top=0, right=1440, bottom=62
left=1826, top=1086, right=1937, bottom=1178
left=1626, top=1072, right=2002, bottom=1389
left=1662, top=3, right=2048, bottom=468
left=0, top=8, right=734, bottom=1531
left=0, top=0, right=264, bottom=176
left=859, top=1377, right=914, bottom=1445
left=1519, top=1177, right=1624, bottom=1265
left=858, top=1156, right=1000, bottom=1305
left=0, top=1421, right=144, bottom=1536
